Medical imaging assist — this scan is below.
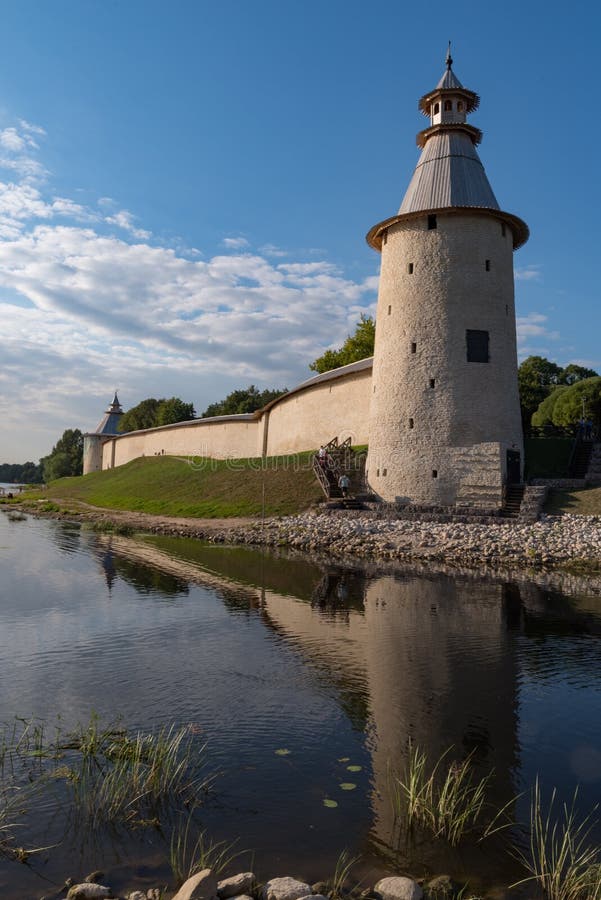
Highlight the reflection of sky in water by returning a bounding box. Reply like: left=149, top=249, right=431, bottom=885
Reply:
left=1, top=513, right=601, bottom=898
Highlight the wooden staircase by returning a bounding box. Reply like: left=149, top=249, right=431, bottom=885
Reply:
left=312, top=437, right=367, bottom=507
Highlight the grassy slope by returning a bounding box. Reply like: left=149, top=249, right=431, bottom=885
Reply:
left=11, top=444, right=601, bottom=519
left=38, top=454, right=323, bottom=518
left=545, top=486, right=601, bottom=516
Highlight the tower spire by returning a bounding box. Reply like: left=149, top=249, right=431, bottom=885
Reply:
left=446, top=41, right=453, bottom=69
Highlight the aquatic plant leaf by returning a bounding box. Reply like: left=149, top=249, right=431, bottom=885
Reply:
left=347, top=765, right=362, bottom=772
left=339, top=782, right=357, bottom=791
left=323, top=798, right=338, bottom=808
left=338, top=757, right=350, bottom=762
left=274, top=748, right=291, bottom=756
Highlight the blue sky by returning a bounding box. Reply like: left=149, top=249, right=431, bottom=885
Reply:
left=0, top=0, right=599, bottom=461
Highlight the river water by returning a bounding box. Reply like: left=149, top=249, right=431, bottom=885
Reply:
left=1, top=511, right=600, bottom=898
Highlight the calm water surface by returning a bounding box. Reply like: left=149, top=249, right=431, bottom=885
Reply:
left=1, top=512, right=601, bottom=898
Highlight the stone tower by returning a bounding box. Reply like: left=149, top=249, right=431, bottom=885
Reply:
left=83, top=392, right=124, bottom=475
left=366, top=49, right=528, bottom=509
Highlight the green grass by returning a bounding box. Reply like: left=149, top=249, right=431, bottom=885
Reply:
left=37, top=453, right=324, bottom=518
left=545, top=486, right=601, bottom=516
left=388, top=744, right=500, bottom=848
left=525, top=437, right=573, bottom=479
left=169, top=816, right=239, bottom=886
left=511, top=779, right=601, bottom=900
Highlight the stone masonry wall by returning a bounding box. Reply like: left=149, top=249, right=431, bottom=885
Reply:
left=367, top=212, right=524, bottom=506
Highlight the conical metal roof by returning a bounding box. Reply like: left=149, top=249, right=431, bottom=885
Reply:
left=399, top=131, right=499, bottom=214
left=436, top=66, right=463, bottom=90
left=94, top=392, right=124, bottom=435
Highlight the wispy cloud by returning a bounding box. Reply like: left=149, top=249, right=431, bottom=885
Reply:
left=0, top=115, right=378, bottom=460
left=515, top=265, right=542, bottom=282
left=222, top=236, right=249, bottom=249
left=105, top=209, right=151, bottom=240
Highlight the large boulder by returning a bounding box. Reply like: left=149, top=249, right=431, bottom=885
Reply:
left=218, top=873, right=256, bottom=898
left=261, top=877, right=313, bottom=900
left=172, top=869, right=219, bottom=900
left=374, top=877, right=423, bottom=900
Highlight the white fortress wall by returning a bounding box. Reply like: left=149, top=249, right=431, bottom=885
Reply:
left=98, top=359, right=373, bottom=471
left=264, top=359, right=372, bottom=456
left=102, top=415, right=259, bottom=469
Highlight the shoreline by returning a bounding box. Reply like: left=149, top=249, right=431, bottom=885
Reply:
left=8, top=497, right=601, bottom=583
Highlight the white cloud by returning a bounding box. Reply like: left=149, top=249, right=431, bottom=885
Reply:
left=0, top=117, right=378, bottom=460
left=222, top=236, right=250, bottom=249
left=515, top=265, right=542, bottom=281
left=516, top=312, right=559, bottom=341
left=259, top=242, right=287, bottom=257
left=105, top=209, right=151, bottom=240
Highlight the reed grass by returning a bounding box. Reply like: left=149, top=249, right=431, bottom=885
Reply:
left=169, top=815, right=239, bottom=886
left=325, top=849, right=361, bottom=899
left=511, top=779, right=601, bottom=900
left=69, top=725, right=211, bottom=827
left=0, top=714, right=212, bottom=839
left=389, top=744, right=495, bottom=847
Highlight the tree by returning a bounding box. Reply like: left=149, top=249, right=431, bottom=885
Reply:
left=0, top=461, right=43, bottom=483
left=550, top=377, right=601, bottom=429
left=201, top=386, right=287, bottom=418
left=519, top=357, right=599, bottom=428
left=309, top=314, right=375, bottom=374
left=155, top=397, right=196, bottom=427
left=118, top=398, right=161, bottom=433
left=559, top=363, right=598, bottom=385
left=118, top=397, right=196, bottom=433
left=531, top=385, right=568, bottom=428
left=518, top=356, right=562, bottom=426
left=41, top=429, right=83, bottom=482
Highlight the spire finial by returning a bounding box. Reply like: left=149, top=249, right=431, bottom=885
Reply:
left=446, top=41, right=453, bottom=69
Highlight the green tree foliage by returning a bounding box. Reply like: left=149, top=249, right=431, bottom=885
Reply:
left=41, top=429, right=83, bottom=482
left=531, top=385, right=568, bottom=428
left=201, top=385, right=287, bottom=418
left=118, top=398, right=160, bottom=432
left=155, top=397, right=196, bottom=427
left=518, top=356, right=598, bottom=427
left=518, top=356, right=562, bottom=426
left=0, top=461, right=43, bottom=484
left=560, top=363, right=599, bottom=385
left=309, top=314, right=375, bottom=374
left=118, top=397, right=195, bottom=433
left=550, top=376, right=601, bottom=428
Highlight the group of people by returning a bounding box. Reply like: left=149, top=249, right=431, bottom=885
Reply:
left=578, top=417, right=596, bottom=441
left=317, top=445, right=351, bottom=498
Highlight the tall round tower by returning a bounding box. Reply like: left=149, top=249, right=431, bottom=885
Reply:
left=367, top=48, right=528, bottom=509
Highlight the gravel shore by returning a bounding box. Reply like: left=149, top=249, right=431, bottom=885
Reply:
left=11, top=500, right=601, bottom=576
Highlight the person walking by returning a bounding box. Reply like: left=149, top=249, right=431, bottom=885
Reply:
left=338, top=473, right=350, bottom=499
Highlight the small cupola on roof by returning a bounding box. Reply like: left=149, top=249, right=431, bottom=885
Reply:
left=366, top=46, right=529, bottom=251
left=419, top=44, right=480, bottom=129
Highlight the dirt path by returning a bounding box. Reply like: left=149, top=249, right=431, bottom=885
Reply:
left=21, top=497, right=258, bottom=537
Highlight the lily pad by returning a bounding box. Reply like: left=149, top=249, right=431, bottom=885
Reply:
left=347, top=765, right=362, bottom=772
left=275, top=748, right=291, bottom=756
left=339, top=782, right=357, bottom=791
left=338, top=756, right=350, bottom=762
left=323, top=798, right=338, bottom=808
